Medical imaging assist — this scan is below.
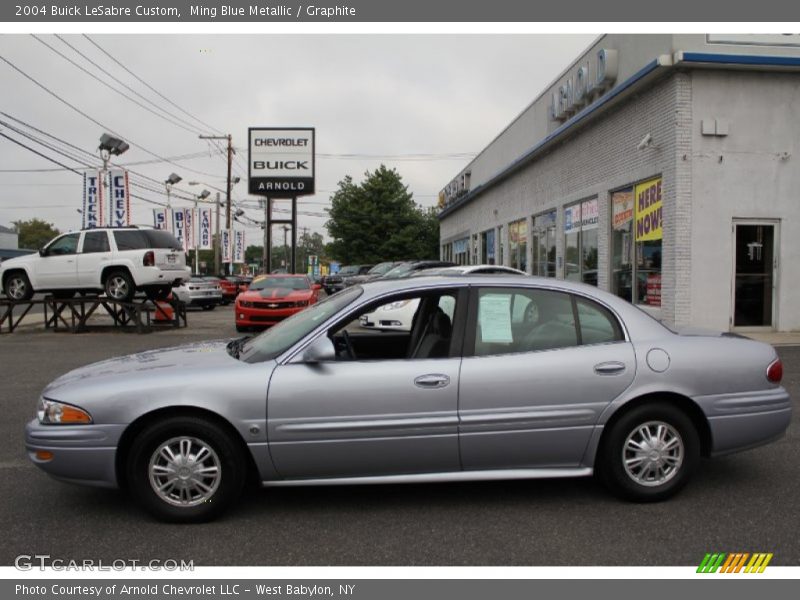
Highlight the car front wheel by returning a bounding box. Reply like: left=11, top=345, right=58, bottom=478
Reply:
left=127, top=416, right=246, bottom=523
left=598, top=402, right=699, bottom=502
left=104, top=270, right=135, bottom=302
left=3, top=271, right=34, bottom=301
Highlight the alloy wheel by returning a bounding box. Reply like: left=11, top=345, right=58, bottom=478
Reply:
left=622, top=420, right=684, bottom=487
left=148, top=436, right=221, bottom=507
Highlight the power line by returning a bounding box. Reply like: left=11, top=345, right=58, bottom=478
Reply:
left=0, top=52, right=226, bottom=179
left=82, top=34, right=225, bottom=137
left=32, top=34, right=205, bottom=136
left=54, top=34, right=210, bottom=136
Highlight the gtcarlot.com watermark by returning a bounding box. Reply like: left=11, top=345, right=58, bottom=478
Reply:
left=15, top=554, right=194, bottom=571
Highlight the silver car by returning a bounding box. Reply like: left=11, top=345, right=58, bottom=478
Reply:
left=25, top=276, right=791, bottom=522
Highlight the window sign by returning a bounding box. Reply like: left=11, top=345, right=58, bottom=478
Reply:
left=478, top=293, right=513, bottom=343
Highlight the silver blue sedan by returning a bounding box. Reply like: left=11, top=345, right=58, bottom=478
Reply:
left=26, top=276, right=791, bottom=522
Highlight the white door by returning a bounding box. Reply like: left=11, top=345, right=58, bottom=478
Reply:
left=77, top=230, right=111, bottom=287
left=34, top=232, right=80, bottom=290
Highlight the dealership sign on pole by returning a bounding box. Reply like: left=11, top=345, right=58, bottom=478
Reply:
left=222, top=229, right=232, bottom=264
left=108, top=169, right=131, bottom=227
left=82, top=171, right=104, bottom=229
left=248, top=127, right=315, bottom=197
left=153, top=208, right=169, bottom=231
left=199, top=207, right=213, bottom=250
left=233, top=230, right=246, bottom=264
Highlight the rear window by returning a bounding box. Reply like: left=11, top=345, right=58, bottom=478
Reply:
left=113, top=230, right=182, bottom=251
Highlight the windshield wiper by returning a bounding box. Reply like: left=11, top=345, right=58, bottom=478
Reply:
left=226, top=336, right=251, bottom=359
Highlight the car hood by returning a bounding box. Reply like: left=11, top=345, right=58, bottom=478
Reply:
left=0, top=253, right=39, bottom=268
left=43, top=340, right=240, bottom=398
left=240, top=288, right=312, bottom=301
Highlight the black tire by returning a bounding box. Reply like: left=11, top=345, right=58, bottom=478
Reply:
left=104, top=270, right=135, bottom=302
left=201, top=304, right=216, bottom=311
left=3, top=271, right=34, bottom=301
left=127, top=416, right=247, bottom=523
left=235, top=324, right=247, bottom=332
left=597, top=402, right=699, bottom=502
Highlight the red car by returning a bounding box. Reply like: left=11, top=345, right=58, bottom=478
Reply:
left=235, top=274, right=321, bottom=332
left=218, top=277, right=240, bottom=304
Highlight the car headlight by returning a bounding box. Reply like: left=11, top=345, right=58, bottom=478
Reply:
left=383, top=300, right=411, bottom=311
left=294, top=300, right=309, bottom=307
left=37, top=398, right=92, bottom=425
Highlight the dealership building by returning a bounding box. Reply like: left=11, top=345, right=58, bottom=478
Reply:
left=438, top=34, right=800, bottom=332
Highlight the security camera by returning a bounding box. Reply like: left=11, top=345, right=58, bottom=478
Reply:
left=637, top=134, right=652, bottom=150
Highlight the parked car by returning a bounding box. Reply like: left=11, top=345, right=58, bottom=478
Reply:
left=359, top=264, right=520, bottom=331
left=323, top=264, right=373, bottom=294
left=235, top=274, right=321, bottom=332
left=217, top=276, right=240, bottom=304
left=343, top=261, right=403, bottom=288
left=413, top=264, right=528, bottom=277
left=171, top=277, right=223, bottom=310
left=0, top=226, right=189, bottom=302
left=25, top=275, right=790, bottom=522
left=378, top=260, right=456, bottom=280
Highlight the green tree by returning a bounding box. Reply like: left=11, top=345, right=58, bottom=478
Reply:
left=13, top=218, right=60, bottom=250
left=325, top=165, right=439, bottom=263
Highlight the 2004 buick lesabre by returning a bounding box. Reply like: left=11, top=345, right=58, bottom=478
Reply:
left=26, top=275, right=791, bottom=522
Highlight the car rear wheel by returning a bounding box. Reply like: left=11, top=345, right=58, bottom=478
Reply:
left=201, top=304, right=216, bottom=311
left=3, top=271, right=34, bottom=301
left=598, top=402, right=699, bottom=502
left=127, top=416, right=246, bottom=523
left=104, top=270, right=135, bottom=302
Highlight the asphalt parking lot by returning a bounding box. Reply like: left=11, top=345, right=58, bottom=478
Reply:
left=1, top=305, right=798, bottom=566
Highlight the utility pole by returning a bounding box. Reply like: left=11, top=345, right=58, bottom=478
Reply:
left=199, top=134, right=234, bottom=274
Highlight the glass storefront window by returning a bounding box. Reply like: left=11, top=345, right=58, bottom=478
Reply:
left=611, top=178, right=662, bottom=307
left=508, top=218, right=528, bottom=272
left=498, top=225, right=504, bottom=266
left=563, top=199, right=598, bottom=285
left=481, top=229, right=495, bottom=265
left=453, top=237, right=469, bottom=265
left=532, top=211, right=556, bottom=277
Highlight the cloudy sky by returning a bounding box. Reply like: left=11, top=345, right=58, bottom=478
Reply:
left=0, top=34, right=596, bottom=246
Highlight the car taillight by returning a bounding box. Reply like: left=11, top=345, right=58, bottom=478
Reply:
left=143, top=251, right=155, bottom=267
left=767, top=359, right=783, bottom=383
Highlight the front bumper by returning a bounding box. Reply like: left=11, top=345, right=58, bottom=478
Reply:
left=25, top=420, right=124, bottom=488
left=236, top=305, right=304, bottom=327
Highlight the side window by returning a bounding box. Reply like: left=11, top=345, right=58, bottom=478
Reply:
left=82, top=231, right=110, bottom=254
left=473, top=287, right=577, bottom=356
left=46, top=233, right=80, bottom=256
left=331, top=290, right=459, bottom=361
left=113, top=230, right=147, bottom=251
left=576, top=297, right=624, bottom=344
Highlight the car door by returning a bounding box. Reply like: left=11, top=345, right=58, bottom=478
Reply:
left=266, top=288, right=466, bottom=479
left=458, top=285, right=636, bottom=469
left=34, top=232, right=80, bottom=289
left=77, top=230, right=111, bottom=287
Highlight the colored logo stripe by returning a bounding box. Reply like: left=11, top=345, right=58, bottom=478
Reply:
left=697, top=553, right=772, bottom=573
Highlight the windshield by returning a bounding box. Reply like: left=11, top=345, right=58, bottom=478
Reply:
left=337, top=266, right=360, bottom=276
left=240, top=286, right=363, bottom=363
left=249, top=276, right=310, bottom=291
left=368, top=262, right=397, bottom=275
left=382, top=263, right=414, bottom=279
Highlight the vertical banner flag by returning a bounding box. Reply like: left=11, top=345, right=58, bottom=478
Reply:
left=172, top=209, right=186, bottom=251
left=108, top=169, right=130, bottom=227
left=233, top=230, right=245, bottom=264
left=82, top=171, right=103, bottom=229
left=222, top=229, right=232, bottom=264
left=199, top=207, right=213, bottom=250
left=634, top=177, right=663, bottom=242
left=153, top=208, right=169, bottom=230
left=184, top=208, right=195, bottom=250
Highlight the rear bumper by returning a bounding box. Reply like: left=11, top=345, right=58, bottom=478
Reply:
left=25, top=420, right=123, bottom=488
left=696, top=388, right=792, bottom=456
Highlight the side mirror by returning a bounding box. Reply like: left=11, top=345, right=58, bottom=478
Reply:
left=302, top=337, right=336, bottom=363
left=39, top=248, right=45, bottom=257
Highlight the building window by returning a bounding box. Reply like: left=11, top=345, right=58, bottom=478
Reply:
left=498, top=225, right=504, bottom=266
left=532, top=210, right=556, bottom=277
left=471, top=233, right=479, bottom=265
left=453, top=237, right=469, bottom=265
left=481, top=229, right=495, bottom=265
left=611, top=178, right=662, bottom=307
left=563, top=198, right=598, bottom=286
left=508, top=218, right=528, bottom=272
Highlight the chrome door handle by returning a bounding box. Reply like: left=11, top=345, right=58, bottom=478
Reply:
left=594, top=361, right=626, bottom=375
left=414, top=374, right=450, bottom=388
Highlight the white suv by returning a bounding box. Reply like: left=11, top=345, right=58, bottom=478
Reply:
left=0, top=226, right=190, bottom=302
